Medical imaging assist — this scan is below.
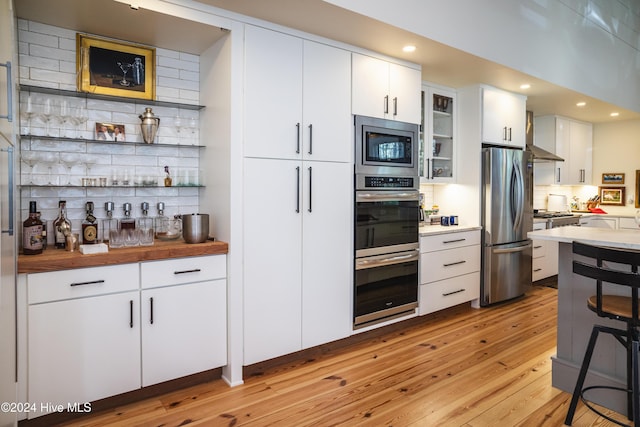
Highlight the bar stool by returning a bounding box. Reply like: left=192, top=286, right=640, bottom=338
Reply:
left=565, top=241, right=640, bottom=426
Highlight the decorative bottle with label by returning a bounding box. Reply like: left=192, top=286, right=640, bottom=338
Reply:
left=23, top=201, right=43, bottom=255
left=82, top=201, right=98, bottom=244
left=54, top=200, right=72, bottom=249
left=164, top=166, right=172, bottom=187
left=36, top=211, right=46, bottom=250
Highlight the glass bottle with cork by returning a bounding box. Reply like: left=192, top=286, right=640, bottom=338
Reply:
left=54, top=200, right=72, bottom=249
left=81, top=201, right=98, bottom=244
left=23, top=201, right=43, bottom=255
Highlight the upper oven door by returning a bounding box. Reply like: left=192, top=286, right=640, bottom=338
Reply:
left=355, top=115, right=418, bottom=176
left=355, top=190, right=420, bottom=257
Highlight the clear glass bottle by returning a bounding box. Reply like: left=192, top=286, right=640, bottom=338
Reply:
left=164, top=166, right=172, bottom=187
left=23, top=201, right=43, bottom=255
left=154, top=202, right=168, bottom=238
left=81, top=201, right=98, bottom=244
left=54, top=200, right=72, bottom=249
left=120, top=202, right=135, bottom=229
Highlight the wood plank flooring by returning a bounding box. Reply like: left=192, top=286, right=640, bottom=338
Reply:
left=59, top=286, right=631, bottom=427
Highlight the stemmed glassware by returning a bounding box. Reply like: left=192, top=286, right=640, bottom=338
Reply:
left=37, top=98, right=55, bottom=137
left=59, top=153, right=82, bottom=185
left=58, top=100, right=75, bottom=138
left=83, top=154, right=97, bottom=176
left=21, top=151, right=39, bottom=184
left=20, top=95, right=34, bottom=135
left=39, top=151, right=59, bottom=185
left=74, top=105, right=89, bottom=139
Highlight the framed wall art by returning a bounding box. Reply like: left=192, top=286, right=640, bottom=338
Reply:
left=76, top=34, right=156, bottom=100
left=599, top=186, right=625, bottom=206
left=95, top=122, right=126, bottom=142
left=601, top=173, right=625, bottom=184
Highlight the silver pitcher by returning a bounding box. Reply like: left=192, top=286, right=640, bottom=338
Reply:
left=139, top=107, right=160, bottom=144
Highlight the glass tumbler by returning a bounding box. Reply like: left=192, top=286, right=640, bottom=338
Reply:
left=107, top=220, right=123, bottom=249
left=123, top=228, right=140, bottom=247
left=138, top=218, right=154, bottom=246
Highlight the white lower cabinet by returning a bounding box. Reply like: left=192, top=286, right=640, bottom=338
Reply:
left=419, top=230, right=481, bottom=315
left=531, top=222, right=558, bottom=281
left=26, top=255, right=227, bottom=418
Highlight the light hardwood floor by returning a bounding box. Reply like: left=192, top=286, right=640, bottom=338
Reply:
left=60, top=285, right=630, bottom=427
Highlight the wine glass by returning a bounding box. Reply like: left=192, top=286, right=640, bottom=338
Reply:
left=20, top=95, right=34, bottom=135
left=83, top=154, right=97, bottom=176
left=73, top=105, right=89, bottom=139
left=21, top=151, right=39, bottom=184
left=37, top=98, right=54, bottom=137
left=58, top=100, right=74, bottom=138
left=59, top=153, right=82, bottom=185
left=40, top=151, right=59, bottom=185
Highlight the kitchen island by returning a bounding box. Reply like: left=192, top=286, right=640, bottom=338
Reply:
left=528, top=226, right=640, bottom=415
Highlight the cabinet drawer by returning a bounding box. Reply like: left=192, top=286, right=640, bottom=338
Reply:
left=532, top=257, right=546, bottom=282
left=420, top=245, right=480, bottom=284
left=28, top=264, right=139, bottom=304
left=420, top=230, right=480, bottom=253
left=532, top=240, right=546, bottom=259
left=141, top=255, right=226, bottom=289
left=419, top=272, right=480, bottom=315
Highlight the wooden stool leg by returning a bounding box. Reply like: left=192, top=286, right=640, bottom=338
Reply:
left=565, top=327, right=600, bottom=426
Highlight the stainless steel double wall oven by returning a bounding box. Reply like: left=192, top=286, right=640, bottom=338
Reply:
left=353, top=115, right=420, bottom=328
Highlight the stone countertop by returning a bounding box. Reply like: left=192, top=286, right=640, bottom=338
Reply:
left=419, top=224, right=482, bottom=236
left=18, top=239, right=229, bottom=274
left=528, top=226, right=640, bottom=250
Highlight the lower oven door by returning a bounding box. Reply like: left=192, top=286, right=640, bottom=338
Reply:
left=355, top=190, right=420, bottom=258
left=354, top=249, right=419, bottom=328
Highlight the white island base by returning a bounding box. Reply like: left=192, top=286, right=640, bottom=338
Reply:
left=528, top=226, right=640, bottom=416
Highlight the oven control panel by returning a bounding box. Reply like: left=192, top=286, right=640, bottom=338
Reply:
left=363, top=176, right=415, bottom=188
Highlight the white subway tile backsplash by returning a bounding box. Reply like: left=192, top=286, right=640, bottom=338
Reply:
left=19, top=20, right=204, bottom=230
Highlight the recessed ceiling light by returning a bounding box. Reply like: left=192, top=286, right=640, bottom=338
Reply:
left=610, top=112, right=620, bottom=117
left=519, top=84, right=530, bottom=90
left=576, top=102, right=586, bottom=107
left=402, top=45, right=416, bottom=53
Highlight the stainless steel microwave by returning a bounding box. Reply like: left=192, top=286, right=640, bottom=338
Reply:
left=354, top=115, right=419, bottom=179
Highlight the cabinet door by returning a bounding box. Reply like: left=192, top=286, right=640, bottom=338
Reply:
left=244, top=25, right=303, bottom=160
left=301, top=162, right=352, bottom=348
left=389, top=63, right=422, bottom=124
left=302, top=41, right=351, bottom=163
left=554, top=117, right=570, bottom=184
left=243, top=158, right=303, bottom=364
left=422, top=85, right=456, bottom=181
left=351, top=53, right=389, bottom=120
left=141, top=279, right=226, bottom=387
left=568, top=120, right=592, bottom=184
left=28, top=291, right=140, bottom=416
left=482, top=87, right=525, bottom=147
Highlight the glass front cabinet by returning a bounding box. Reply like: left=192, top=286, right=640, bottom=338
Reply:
left=420, top=84, right=456, bottom=182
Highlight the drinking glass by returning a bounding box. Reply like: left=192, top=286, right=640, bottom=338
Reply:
left=59, top=152, right=82, bottom=185
left=137, top=218, right=154, bottom=246
left=20, top=95, right=34, bottom=135
left=21, top=151, right=39, bottom=184
left=40, top=151, right=59, bottom=185
left=108, top=221, right=124, bottom=249
left=123, top=228, right=140, bottom=247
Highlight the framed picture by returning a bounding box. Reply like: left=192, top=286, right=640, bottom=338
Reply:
left=602, top=173, right=625, bottom=184
left=599, top=186, right=625, bottom=206
left=77, top=34, right=155, bottom=100
left=95, top=123, right=126, bottom=142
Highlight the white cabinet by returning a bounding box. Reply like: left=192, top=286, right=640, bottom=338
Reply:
left=533, top=115, right=593, bottom=185
left=481, top=86, right=526, bottom=148
left=619, top=217, right=639, bottom=230
left=27, top=265, right=141, bottom=417
left=244, top=25, right=351, bottom=162
left=243, top=158, right=351, bottom=364
left=531, top=221, right=558, bottom=281
left=352, top=53, right=421, bottom=124
left=140, top=256, right=227, bottom=387
left=418, top=230, right=481, bottom=315
left=421, top=84, right=456, bottom=181
left=579, top=216, right=618, bottom=229
left=26, top=256, right=227, bottom=418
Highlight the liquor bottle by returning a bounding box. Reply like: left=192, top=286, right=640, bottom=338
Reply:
left=121, top=203, right=135, bottom=229
left=164, top=166, right=172, bottom=187
left=154, top=201, right=169, bottom=238
left=36, top=211, right=47, bottom=250
left=81, top=201, right=98, bottom=245
left=23, top=201, right=43, bottom=255
left=54, top=200, right=72, bottom=249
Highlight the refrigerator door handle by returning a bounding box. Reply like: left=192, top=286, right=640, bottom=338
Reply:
left=512, top=157, right=524, bottom=232
left=493, top=242, right=532, bottom=254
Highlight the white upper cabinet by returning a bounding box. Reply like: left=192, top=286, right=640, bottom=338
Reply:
left=352, top=53, right=421, bottom=124
left=421, top=84, right=456, bottom=182
left=482, top=86, right=526, bottom=148
left=533, top=115, right=593, bottom=185
left=244, top=25, right=351, bottom=162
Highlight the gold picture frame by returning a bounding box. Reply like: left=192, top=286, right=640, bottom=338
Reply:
left=602, top=172, right=625, bottom=184
left=76, top=34, right=155, bottom=101
left=599, top=186, right=625, bottom=206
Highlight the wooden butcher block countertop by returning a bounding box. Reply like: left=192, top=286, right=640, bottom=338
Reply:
left=18, top=239, right=229, bottom=274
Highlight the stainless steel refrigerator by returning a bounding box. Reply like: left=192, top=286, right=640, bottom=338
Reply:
left=480, top=146, right=533, bottom=306
left=0, top=1, right=17, bottom=425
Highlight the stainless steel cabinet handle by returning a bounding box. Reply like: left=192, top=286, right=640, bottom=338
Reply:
left=508, top=127, right=512, bottom=141
left=443, top=260, right=466, bottom=267
left=533, top=245, right=543, bottom=249
left=150, top=297, right=154, bottom=325
left=1, top=146, right=13, bottom=236
left=173, top=268, right=201, bottom=275
left=129, top=300, right=134, bottom=328
left=533, top=268, right=542, bottom=272
left=0, top=62, right=12, bottom=122
left=307, top=166, right=312, bottom=213
left=295, top=122, right=300, bottom=154
left=443, top=289, right=465, bottom=297
left=70, top=279, right=105, bottom=287
left=503, top=126, right=507, bottom=141
left=443, top=238, right=465, bottom=244
left=393, top=97, right=398, bottom=116
left=384, top=95, right=389, bottom=114
left=556, top=167, right=561, bottom=183
left=308, top=124, right=313, bottom=155
left=296, top=166, right=300, bottom=213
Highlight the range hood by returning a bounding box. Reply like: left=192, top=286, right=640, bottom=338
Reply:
left=526, top=110, right=564, bottom=162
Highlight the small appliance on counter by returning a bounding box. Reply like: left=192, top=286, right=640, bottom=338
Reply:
left=181, top=213, right=210, bottom=244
